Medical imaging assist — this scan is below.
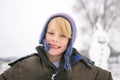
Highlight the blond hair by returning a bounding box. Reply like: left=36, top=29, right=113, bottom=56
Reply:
left=48, top=17, right=71, bottom=38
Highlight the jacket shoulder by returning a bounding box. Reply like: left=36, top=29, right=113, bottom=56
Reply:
left=72, top=48, right=95, bottom=68
left=81, top=56, right=95, bottom=68
left=8, top=53, right=39, bottom=66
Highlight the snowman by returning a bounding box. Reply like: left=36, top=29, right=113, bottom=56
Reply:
left=89, top=23, right=111, bottom=70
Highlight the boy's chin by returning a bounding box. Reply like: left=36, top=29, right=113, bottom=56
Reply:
left=48, top=51, right=62, bottom=56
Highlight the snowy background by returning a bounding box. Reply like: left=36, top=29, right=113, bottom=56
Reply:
left=0, top=0, right=76, bottom=58
left=0, top=0, right=120, bottom=80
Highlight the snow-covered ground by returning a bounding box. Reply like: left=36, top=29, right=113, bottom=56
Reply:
left=109, top=63, right=120, bottom=80
left=108, top=57, right=120, bottom=80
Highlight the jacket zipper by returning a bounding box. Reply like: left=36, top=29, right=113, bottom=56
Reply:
left=51, top=72, right=57, bottom=80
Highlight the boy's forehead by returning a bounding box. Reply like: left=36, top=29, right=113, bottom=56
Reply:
left=47, top=24, right=60, bottom=31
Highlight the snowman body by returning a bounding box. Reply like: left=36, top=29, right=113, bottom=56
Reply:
left=89, top=27, right=110, bottom=70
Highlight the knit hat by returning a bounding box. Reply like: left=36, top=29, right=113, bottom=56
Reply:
left=39, top=13, right=77, bottom=70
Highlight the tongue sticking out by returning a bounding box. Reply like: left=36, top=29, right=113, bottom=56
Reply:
left=50, top=44, right=60, bottom=49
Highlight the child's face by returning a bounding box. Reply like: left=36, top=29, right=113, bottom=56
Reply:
left=45, top=22, right=69, bottom=57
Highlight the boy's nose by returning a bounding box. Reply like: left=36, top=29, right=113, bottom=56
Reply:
left=52, top=36, right=59, bottom=42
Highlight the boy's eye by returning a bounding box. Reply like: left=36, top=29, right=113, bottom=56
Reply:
left=47, top=32, right=54, bottom=35
left=60, top=35, right=67, bottom=38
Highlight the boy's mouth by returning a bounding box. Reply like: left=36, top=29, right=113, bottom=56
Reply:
left=49, top=43, right=61, bottom=49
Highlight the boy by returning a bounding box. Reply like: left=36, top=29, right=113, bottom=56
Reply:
left=0, top=13, right=113, bottom=80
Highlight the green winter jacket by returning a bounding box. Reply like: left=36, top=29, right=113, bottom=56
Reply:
left=0, top=46, right=113, bottom=80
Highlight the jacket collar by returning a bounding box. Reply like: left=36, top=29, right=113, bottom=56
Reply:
left=36, top=45, right=57, bottom=69
left=70, top=48, right=94, bottom=68
left=36, top=46, right=94, bottom=69
left=36, top=45, right=66, bottom=74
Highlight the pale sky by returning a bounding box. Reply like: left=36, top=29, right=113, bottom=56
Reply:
left=0, top=0, right=77, bottom=58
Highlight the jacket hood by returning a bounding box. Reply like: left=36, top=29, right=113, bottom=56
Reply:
left=39, top=13, right=77, bottom=70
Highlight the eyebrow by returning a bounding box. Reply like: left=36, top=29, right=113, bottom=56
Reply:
left=47, top=27, right=55, bottom=31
